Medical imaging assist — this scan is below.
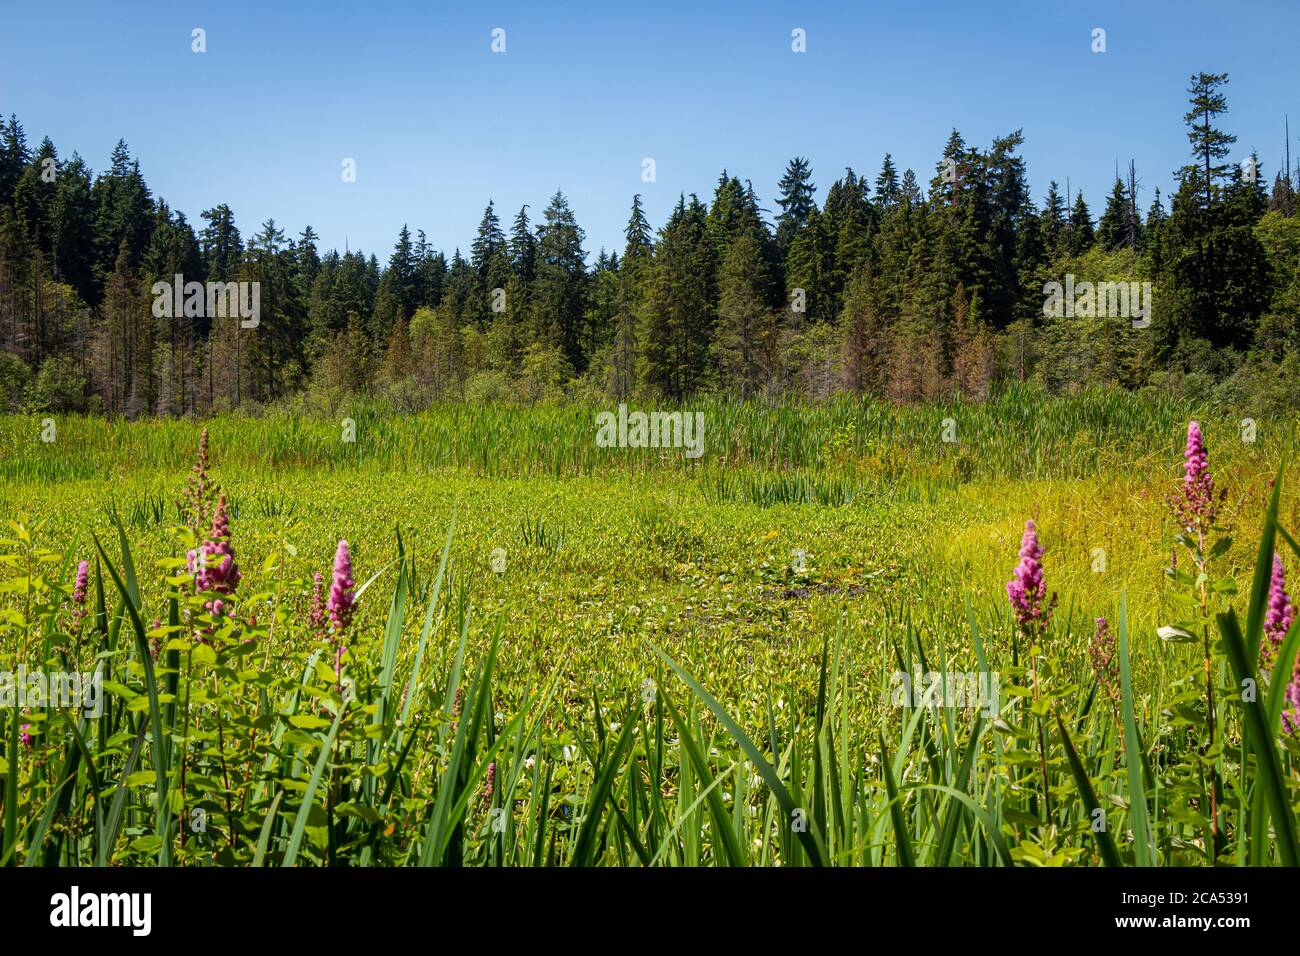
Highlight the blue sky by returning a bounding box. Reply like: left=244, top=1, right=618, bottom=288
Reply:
left=2, top=0, right=1296, bottom=260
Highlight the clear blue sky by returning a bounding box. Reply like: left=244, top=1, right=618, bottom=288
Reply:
left=2, top=0, right=1296, bottom=261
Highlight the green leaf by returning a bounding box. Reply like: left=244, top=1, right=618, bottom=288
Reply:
left=1057, top=715, right=1122, bottom=867
left=653, top=645, right=827, bottom=866
left=878, top=734, right=916, bottom=867
left=283, top=704, right=347, bottom=867
left=1219, top=609, right=1299, bottom=867
left=1117, top=595, right=1153, bottom=866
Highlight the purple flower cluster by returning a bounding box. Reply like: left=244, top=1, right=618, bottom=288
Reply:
left=72, top=560, right=88, bottom=604
left=328, top=540, right=355, bottom=633
left=188, top=493, right=241, bottom=620
left=1006, top=520, right=1052, bottom=631
left=324, top=540, right=356, bottom=673
left=1266, top=554, right=1296, bottom=651
left=1177, top=421, right=1219, bottom=533
left=70, top=558, right=90, bottom=624
left=1266, top=555, right=1300, bottom=734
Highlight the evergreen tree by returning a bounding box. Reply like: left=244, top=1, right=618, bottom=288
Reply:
left=774, top=157, right=816, bottom=253
left=13, top=136, right=58, bottom=252
left=605, top=195, right=654, bottom=399
left=714, top=232, right=775, bottom=397
left=200, top=205, right=242, bottom=283
left=1182, top=72, right=1237, bottom=210
left=295, top=226, right=321, bottom=299
left=784, top=206, right=832, bottom=324
left=1039, top=182, right=1067, bottom=259
left=0, top=114, right=30, bottom=201
left=838, top=261, right=885, bottom=395
left=1156, top=74, right=1268, bottom=352
left=91, top=141, right=153, bottom=294
left=875, top=154, right=900, bottom=209
left=1098, top=177, right=1133, bottom=250
left=509, top=205, right=537, bottom=282
left=706, top=172, right=747, bottom=262
left=471, top=201, right=506, bottom=277
left=822, top=168, right=873, bottom=312
left=49, top=153, right=96, bottom=304
left=533, top=190, right=587, bottom=370
left=1068, top=192, right=1095, bottom=255
left=641, top=194, right=714, bottom=397
left=623, top=194, right=653, bottom=262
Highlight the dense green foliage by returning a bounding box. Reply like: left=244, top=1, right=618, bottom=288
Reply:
left=2, top=73, right=1297, bottom=418
left=2, top=394, right=1300, bottom=866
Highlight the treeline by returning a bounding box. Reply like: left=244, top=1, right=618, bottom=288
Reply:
left=1, top=72, right=1298, bottom=417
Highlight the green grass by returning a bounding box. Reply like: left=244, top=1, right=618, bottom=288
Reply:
left=1, top=385, right=1299, bottom=866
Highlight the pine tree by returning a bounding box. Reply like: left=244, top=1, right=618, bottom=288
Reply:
left=13, top=136, right=58, bottom=253
left=985, top=131, right=1032, bottom=324
left=714, top=232, right=775, bottom=397
left=0, top=114, right=30, bottom=202
left=1068, top=193, right=1095, bottom=255
left=875, top=154, right=900, bottom=209
left=706, top=172, right=747, bottom=262
left=838, top=262, right=885, bottom=395
left=822, top=168, right=873, bottom=314
left=1271, top=171, right=1296, bottom=216
left=471, top=201, right=506, bottom=277
left=509, top=206, right=537, bottom=282
left=1182, top=72, right=1237, bottom=210
left=641, top=194, right=714, bottom=397
left=142, top=203, right=202, bottom=414
left=949, top=284, right=995, bottom=399
left=295, top=226, right=321, bottom=299
left=1155, top=75, right=1268, bottom=353
left=49, top=153, right=96, bottom=305
left=784, top=207, right=831, bottom=324
left=388, top=224, right=417, bottom=313
left=416, top=244, right=447, bottom=308
left=91, top=142, right=153, bottom=294
left=533, top=190, right=587, bottom=371
left=605, top=195, right=654, bottom=399
left=774, top=157, right=816, bottom=254
left=1098, top=178, right=1133, bottom=250
left=200, top=205, right=242, bottom=284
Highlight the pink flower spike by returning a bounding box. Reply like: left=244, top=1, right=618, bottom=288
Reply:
left=1007, top=519, right=1052, bottom=632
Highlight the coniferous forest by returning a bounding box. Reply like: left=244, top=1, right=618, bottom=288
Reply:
left=2, top=71, right=1297, bottom=418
